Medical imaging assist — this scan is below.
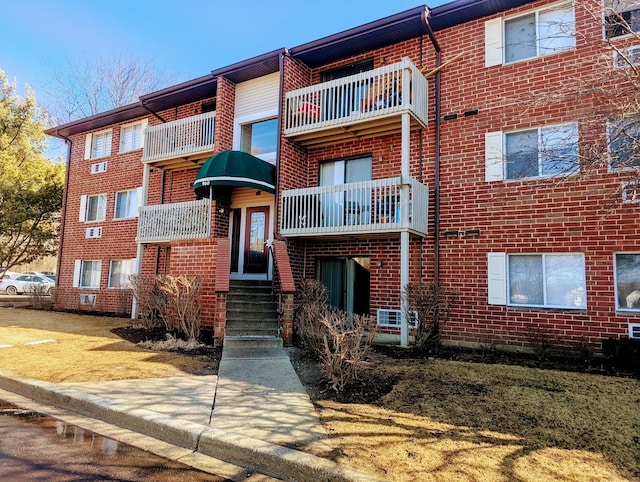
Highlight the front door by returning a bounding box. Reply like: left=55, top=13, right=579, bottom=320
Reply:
left=244, top=206, right=269, bottom=273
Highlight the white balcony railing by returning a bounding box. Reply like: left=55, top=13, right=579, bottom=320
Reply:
left=142, top=111, right=216, bottom=163
left=280, top=177, right=428, bottom=237
left=137, top=199, right=211, bottom=244
left=284, top=58, right=428, bottom=137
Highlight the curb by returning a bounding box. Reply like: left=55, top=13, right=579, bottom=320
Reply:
left=0, top=372, right=386, bottom=482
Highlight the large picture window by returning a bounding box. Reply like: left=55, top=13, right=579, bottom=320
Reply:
left=503, top=4, right=575, bottom=63
left=615, top=253, right=640, bottom=310
left=505, top=124, right=579, bottom=179
left=507, top=254, right=586, bottom=309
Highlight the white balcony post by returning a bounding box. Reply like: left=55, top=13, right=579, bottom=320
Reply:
left=400, top=112, right=411, bottom=346
left=132, top=163, right=151, bottom=320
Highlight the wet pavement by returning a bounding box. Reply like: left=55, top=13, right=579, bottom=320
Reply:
left=0, top=400, right=229, bottom=481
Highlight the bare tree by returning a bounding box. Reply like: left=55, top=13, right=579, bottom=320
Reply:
left=44, top=54, right=174, bottom=123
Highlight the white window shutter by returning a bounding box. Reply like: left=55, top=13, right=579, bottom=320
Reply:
left=485, top=131, right=504, bottom=182
left=84, top=133, right=93, bottom=160
left=73, top=260, right=82, bottom=288
left=487, top=252, right=507, bottom=305
left=79, top=195, right=87, bottom=222
left=485, top=17, right=503, bottom=67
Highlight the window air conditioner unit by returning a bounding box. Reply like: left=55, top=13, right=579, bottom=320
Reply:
left=91, top=162, right=107, bottom=174
left=377, top=309, right=418, bottom=328
left=80, top=294, right=96, bottom=305
left=629, top=323, right=640, bottom=339
left=86, top=227, right=102, bottom=238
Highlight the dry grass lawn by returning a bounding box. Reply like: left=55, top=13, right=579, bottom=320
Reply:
left=0, top=307, right=638, bottom=481
left=0, top=307, right=212, bottom=383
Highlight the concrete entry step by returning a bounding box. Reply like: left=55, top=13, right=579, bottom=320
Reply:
left=223, top=336, right=283, bottom=349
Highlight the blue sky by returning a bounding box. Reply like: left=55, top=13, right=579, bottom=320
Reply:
left=1, top=0, right=446, bottom=101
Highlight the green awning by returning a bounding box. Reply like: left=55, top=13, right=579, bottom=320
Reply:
left=193, top=150, right=276, bottom=198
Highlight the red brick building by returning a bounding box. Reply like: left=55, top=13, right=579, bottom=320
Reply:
left=48, top=0, right=640, bottom=352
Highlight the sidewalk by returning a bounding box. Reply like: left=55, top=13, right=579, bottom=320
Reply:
left=0, top=344, right=384, bottom=482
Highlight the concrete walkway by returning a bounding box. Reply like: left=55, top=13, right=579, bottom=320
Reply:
left=0, top=344, right=384, bottom=481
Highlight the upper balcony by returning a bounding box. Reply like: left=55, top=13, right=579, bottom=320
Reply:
left=136, top=199, right=211, bottom=245
left=280, top=176, right=428, bottom=238
left=141, top=111, right=216, bottom=170
left=284, top=58, right=428, bottom=148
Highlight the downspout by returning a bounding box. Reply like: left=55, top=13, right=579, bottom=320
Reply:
left=423, top=10, right=442, bottom=284
left=55, top=130, right=73, bottom=291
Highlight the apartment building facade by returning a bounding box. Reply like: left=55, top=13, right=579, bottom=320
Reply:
left=48, top=0, right=640, bottom=351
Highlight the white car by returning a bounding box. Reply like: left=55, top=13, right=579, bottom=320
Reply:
left=0, top=274, right=54, bottom=295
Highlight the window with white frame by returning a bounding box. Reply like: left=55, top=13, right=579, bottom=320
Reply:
left=485, top=3, right=575, bottom=66
left=119, top=120, right=146, bottom=153
left=240, top=118, right=277, bottom=161
left=487, top=253, right=586, bottom=309
left=608, top=117, right=640, bottom=169
left=85, top=130, right=112, bottom=159
left=80, top=194, right=107, bottom=222
left=604, top=0, right=640, bottom=39
left=485, top=123, right=579, bottom=181
left=114, top=189, right=139, bottom=219
left=108, top=259, right=135, bottom=288
left=74, top=260, right=102, bottom=289
left=614, top=253, right=640, bottom=310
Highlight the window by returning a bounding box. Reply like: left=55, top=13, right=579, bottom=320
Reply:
left=240, top=118, right=277, bottom=161
left=74, top=260, right=101, bottom=289
left=605, top=0, right=640, bottom=38
left=487, top=253, right=586, bottom=309
left=486, top=124, right=579, bottom=181
left=319, top=157, right=372, bottom=226
left=614, top=253, right=640, bottom=310
left=80, top=194, right=107, bottom=222
left=85, top=130, right=112, bottom=159
left=108, top=259, right=135, bottom=288
left=119, top=121, right=146, bottom=153
left=114, top=189, right=138, bottom=219
left=608, top=117, right=640, bottom=169
left=485, top=4, right=575, bottom=66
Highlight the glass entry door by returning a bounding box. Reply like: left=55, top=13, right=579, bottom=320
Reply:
left=244, top=206, right=269, bottom=273
left=316, top=257, right=370, bottom=315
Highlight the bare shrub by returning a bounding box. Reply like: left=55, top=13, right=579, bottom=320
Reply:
left=294, top=278, right=376, bottom=393
left=318, top=310, right=376, bottom=393
left=527, top=325, right=559, bottom=361
left=404, top=281, right=458, bottom=353
left=138, top=333, right=205, bottom=352
left=129, top=274, right=167, bottom=329
left=157, top=275, right=202, bottom=341
left=27, top=284, right=53, bottom=310
left=294, top=279, right=329, bottom=355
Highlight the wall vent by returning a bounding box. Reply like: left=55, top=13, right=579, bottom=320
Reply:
left=377, top=309, right=418, bottom=328
left=86, top=227, right=102, bottom=238
left=80, top=294, right=96, bottom=305
left=630, top=323, right=640, bottom=339
left=91, top=162, right=107, bottom=174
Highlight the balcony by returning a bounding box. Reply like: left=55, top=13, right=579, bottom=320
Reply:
left=284, top=58, right=428, bottom=148
left=142, top=111, right=216, bottom=170
left=137, top=199, right=211, bottom=244
left=280, top=177, right=428, bottom=237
